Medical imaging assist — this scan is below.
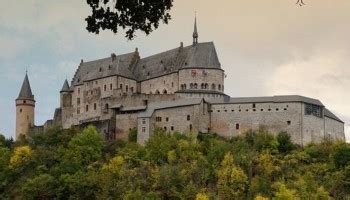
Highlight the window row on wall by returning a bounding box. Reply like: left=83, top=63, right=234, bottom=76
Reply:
left=180, top=83, right=223, bottom=91
left=76, top=103, right=109, bottom=114
left=185, top=93, right=223, bottom=98
left=211, top=107, right=289, bottom=113
left=155, top=115, right=191, bottom=122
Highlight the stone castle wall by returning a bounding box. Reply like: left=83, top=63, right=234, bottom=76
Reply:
left=210, top=102, right=303, bottom=143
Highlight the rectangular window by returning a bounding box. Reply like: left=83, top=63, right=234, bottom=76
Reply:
left=104, top=85, right=107, bottom=91
left=77, top=108, right=80, bottom=114
left=236, top=123, right=240, bottom=130
left=86, top=105, right=89, bottom=112
left=131, top=87, right=134, bottom=93
left=94, top=103, right=97, bottom=110
left=142, top=119, right=146, bottom=124
left=142, top=127, right=146, bottom=133
left=187, top=115, right=190, bottom=121
left=126, top=85, right=128, bottom=92
left=78, top=88, right=80, bottom=94
left=166, top=117, right=169, bottom=122
left=120, top=84, right=123, bottom=89
left=110, top=84, right=113, bottom=90
left=253, top=103, right=256, bottom=108
left=77, top=98, right=80, bottom=105
left=171, top=126, right=174, bottom=131
left=287, top=121, right=291, bottom=125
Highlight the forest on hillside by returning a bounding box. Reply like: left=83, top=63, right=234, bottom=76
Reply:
left=0, top=126, right=349, bottom=199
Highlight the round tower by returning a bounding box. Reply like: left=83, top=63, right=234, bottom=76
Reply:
left=16, top=73, right=35, bottom=140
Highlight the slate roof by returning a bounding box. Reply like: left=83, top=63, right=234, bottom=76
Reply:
left=133, top=42, right=221, bottom=81
left=17, top=73, right=34, bottom=100
left=60, top=79, right=71, bottom=92
left=138, top=98, right=204, bottom=118
left=71, top=42, right=222, bottom=84
left=72, top=52, right=137, bottom=86
left=209, top=95, right=324, bottom=107
left=324, top=108, right=343, bottom=123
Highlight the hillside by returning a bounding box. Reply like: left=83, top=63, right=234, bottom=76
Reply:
left=0, top=126, right=349, bottom=199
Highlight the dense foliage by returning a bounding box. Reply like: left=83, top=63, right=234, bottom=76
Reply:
left=85, top=0, right=173, bottom=39
left=0, top=127, right=349, bottom=199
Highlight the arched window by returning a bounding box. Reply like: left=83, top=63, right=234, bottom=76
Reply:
left=163, top=89, right=168, bottom=94
left=184, top=84, right=187, bottom=90
left=105, top=103, right=109, bottom=110
left=201, top=83, right=205, bottom=89
left=194, top=83, right=198, bottom=89
left=205, top=83, right=209, bottom=89
left=218, top=84, right=221, bottom=91
left=155, top=90, right=160, bottom=94
left=190, top=83, right=194, bottom=89
left=104, top=85, right=107, bottom=91
left=212, top=83, right=216, bottom=90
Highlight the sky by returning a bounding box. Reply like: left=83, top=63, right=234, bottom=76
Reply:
left=0, top=0, right=349, bottom=142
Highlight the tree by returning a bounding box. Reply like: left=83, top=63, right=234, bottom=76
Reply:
left=9, top=145, right=32, bottom=168
left=21, top=174, right=57, bottom=200
left=277, top=132, right=295, bottom=153
left=85, top=0, right=174, bottom=40
left=128, top=127, right=138, bottom=142
left=59, top=126, right=103, bottom=173
left=217, top=152, right=248, bottom=199
left=332, top=142, right=350, bottom=169
left=274, top=182, right=299, bottom=200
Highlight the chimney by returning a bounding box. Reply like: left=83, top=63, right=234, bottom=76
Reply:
left=111, top=53, right=117, bottom=61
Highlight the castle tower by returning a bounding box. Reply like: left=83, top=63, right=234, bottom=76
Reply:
left=60, top=79, right=72, bottom=108
left=16, top=72, right=35, bottom=139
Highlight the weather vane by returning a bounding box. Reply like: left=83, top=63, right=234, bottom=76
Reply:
left=296, top=0, right=306, bottom=6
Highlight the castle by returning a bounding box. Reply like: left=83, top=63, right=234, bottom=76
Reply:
left=16, top=18, right=345, bottom=145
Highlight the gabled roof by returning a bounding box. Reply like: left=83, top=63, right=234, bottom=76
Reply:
left=17, top=73, right=34, bottom=100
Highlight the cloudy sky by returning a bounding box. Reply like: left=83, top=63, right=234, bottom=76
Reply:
left=0, top=0, right=349, bottom=141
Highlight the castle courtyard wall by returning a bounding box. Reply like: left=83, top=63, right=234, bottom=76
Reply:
left=210, top=102, right=303, bottom=144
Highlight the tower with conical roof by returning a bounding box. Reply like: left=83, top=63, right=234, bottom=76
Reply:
left=60, top=79, right=72, bottom=108
left=16, top=72, right=35, bottom=139
left=193, top=14, right=198, bottom=46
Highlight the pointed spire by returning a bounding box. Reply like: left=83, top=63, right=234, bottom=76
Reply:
left=193, top=12, right=198, bottom=46
left=60, top=79, right=70, bottom=93
left=17, top=72, right=34, bottom=100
